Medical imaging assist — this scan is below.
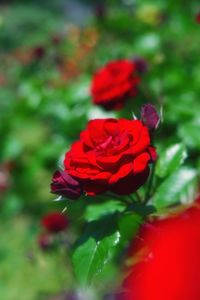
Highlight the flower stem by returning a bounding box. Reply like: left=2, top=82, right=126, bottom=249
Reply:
left=135, top=191, right=142, bottom=202
left=106, top=192, right=131, bottom=205
left=145, top=163, right=156, bottom=203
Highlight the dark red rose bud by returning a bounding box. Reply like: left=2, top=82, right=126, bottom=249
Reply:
left=41, top=212, right=68, bottom=233
left=196, top=13, right=200, bottom=23
left=33, top=46, right=45, bottom=59
left=38, top=233, right=53, bottom=251
left=133, top=57, right=149, bottom=74
left=141, top=104, right=160, bottom=130
left=51, top=170, right=82, bottom=200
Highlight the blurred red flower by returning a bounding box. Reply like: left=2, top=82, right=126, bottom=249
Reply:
left=123, top=199, right=200, bottom=300
left=91, top=60, right=140, bottom=110
left=41, top=212, right=68, bottom=233
left=64, top=118, right=156, bottom=196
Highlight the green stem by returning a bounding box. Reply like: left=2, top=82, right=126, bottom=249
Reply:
left=135, top=191, right=142, bottom=202
left=105, top=192, right=131, bottom=205
left=145, top=163, right=156, bottom=203
left=127, top=194, right=135, bottom=202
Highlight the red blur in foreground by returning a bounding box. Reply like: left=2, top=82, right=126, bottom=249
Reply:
left=123, top=200, right=200, bottom=300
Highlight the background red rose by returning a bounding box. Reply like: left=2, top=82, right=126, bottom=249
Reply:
left=91, top=60, right=140, bottom=110
left=64, top=118, right=156, bottom=196
left=41, top=212, right=68, bottom=233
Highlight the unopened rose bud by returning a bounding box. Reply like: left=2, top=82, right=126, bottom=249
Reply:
left=51, top=170, right=82, bottom=200
left=133, top=57, right=149, bottom=74
left=141, top=104, right=160, bottom=130
left=41, top=212, right=68, bottom=233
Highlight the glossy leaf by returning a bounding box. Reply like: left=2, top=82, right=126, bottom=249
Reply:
left=72, top=217, right=120, bottom=286
left=155, top=143, right=187, bottom=178
left=118, top=213, right=143, bottom=242
left=152, top=167, right=198, bottom=210
left=84, top=200, right=126, bottom=222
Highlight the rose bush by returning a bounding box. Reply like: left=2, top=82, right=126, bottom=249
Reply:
left=91, top=60, right=140, bottom=110
left=64, top=118, right=157, bottom=196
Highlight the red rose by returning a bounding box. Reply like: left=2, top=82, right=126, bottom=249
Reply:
left=64, top=118, right=156, bottom=196
left=41, top=212, right=68, bottom=233
left=91, top=60, right=140, bottom=110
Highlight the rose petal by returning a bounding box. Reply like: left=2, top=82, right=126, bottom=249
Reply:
left=109, top=162, right=133, bottom=184
left=133, top=152, right=151, bottom=174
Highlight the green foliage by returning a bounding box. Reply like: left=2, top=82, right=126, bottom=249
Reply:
left=155, top=143, right=187, bottom=178
left=152, top=167, right=198, bottom=211
left=84, top=200, right=126, bottom=222
left=0, top=217, right=71, bottom=300
left=72, top=216, right=120, bottom=286
left=118, top=213, right=142, bottom=242
left=178, top=119, right=200, bottom=149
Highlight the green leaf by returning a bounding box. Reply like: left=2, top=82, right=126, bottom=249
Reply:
left=155, top=143, right=187, bottom=178
left=72, top=217, right=120, bottom=286
left=84, top=200, right=126, bottom=222
left=118, top=213, right=143, bottom=242
left=152, top=167, right=198, bottom=211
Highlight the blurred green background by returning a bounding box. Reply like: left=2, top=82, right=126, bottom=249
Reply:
left=0, top=0, right=200, bottom=299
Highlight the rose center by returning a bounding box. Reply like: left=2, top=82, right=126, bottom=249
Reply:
left=95, top=134, right=122, bottom=155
